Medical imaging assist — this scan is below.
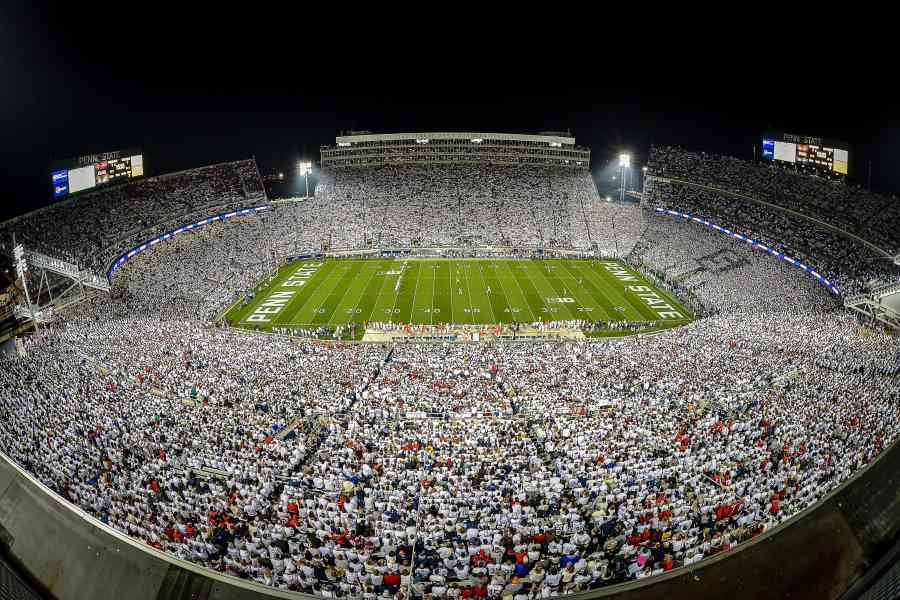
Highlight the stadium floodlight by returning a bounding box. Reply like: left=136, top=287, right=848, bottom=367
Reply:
left=618, top=153, right=631, bottom=202
left=298, top=161, right=313, bottom=197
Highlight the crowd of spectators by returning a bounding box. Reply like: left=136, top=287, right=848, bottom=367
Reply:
left=630, top=211, right=834, bottom=313
left=0, top=160, right=264, bottom=274
left=0, top=152, right=899, bottom=599
left=647, top=147, right=900, bottom=295
left=649, top=146, right=900, bottom=255
left=313, top=166, right=619, bottom=252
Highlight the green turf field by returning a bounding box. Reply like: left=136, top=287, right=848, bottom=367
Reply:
left=223, top=258, right=693, bottom=335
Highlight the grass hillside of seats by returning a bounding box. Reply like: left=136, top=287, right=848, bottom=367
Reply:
left=223, top=258, right=693, bottom=339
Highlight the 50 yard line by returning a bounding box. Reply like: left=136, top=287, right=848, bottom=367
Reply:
left=386, top=260, right=408, bottom=323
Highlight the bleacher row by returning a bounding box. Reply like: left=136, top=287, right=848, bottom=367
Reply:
left=0, top=149, right=898, bottom=599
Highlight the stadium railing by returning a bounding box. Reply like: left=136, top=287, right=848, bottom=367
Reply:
left=647, top=176, right=893, bottom=259
left=105, top=205, right=272, bottom=281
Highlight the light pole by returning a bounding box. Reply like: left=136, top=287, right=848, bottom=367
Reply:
left=618, top=153, right=631, bottom=203
left=298, top=161, right=312, bottom=198
left=642, top=165, right=648, bottom=198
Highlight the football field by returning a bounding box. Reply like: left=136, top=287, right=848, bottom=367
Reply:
left=224, top=258, right=692, bottom=334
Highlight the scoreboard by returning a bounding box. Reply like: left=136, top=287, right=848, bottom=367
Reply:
left=761, top=133, right=848, bottom=176
left=51, top=148, right=144, bottom=199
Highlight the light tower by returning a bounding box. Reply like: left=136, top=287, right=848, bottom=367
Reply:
left=298, top=161, right=313, bottom=198
left=618, top=153, right=631, bottom=203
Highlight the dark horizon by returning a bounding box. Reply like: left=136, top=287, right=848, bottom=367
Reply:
left=3, top=8, right=897, bottom=222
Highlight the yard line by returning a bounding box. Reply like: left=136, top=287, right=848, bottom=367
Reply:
left=472, top=262, right=497, bottom=323
left=341, top=261, right=380, bottom=323
left=430, top=261, right=436, bottom=326
left=563, top=264, right=620, bottom=321
left=386, top=260, right=410, bottom=323
left=525, top=262, right=580, bottom=321
left=301, top=263, right=357, bottom=326
left=276, top=261, right=336, bottom=325
left=408, top=260, right=423, bottom=324
left=489, top=262, right=518, bottom=323
left=501, top=262, right=539, bottom=323
left=554, top=260, right=608, bottom=319
left=364, top=260, right=400, bottom=323
left=447, top=262, right=456, bottom=324
left=464, top=264, right=479, bottom=325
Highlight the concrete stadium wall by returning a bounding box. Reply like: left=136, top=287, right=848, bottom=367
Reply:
left=2, top=434, right=900, bottom=600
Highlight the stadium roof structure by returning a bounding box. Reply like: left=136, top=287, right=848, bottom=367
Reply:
left=322, top=131, right=590, bottom=170
left=333, top=131, right=578, bottom=146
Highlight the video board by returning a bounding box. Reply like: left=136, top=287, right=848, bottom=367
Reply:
left=51, top=149, right=144, bottom=199
left=760, top=133, right=848, bottom=176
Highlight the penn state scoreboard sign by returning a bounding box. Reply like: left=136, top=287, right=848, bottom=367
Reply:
left=50, top=148, right=144, bottom=199
left=761, top=133, right=848, bottom=176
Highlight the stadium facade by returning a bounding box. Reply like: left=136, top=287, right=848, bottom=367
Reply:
left=321, top=131, right=591, bottom=169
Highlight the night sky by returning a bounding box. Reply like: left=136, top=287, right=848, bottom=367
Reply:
left=2, top=7, right=897, bottom=223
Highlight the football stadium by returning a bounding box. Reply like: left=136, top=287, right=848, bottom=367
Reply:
left=2, top=85, right=900, bottom=600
